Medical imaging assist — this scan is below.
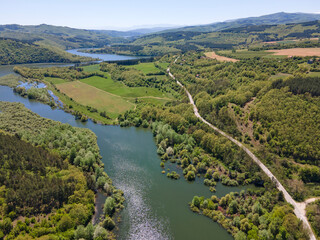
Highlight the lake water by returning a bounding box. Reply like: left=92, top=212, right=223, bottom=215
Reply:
left=0, top=64, right=253, bottom=240
left=67, top=49, right=143, bottom=61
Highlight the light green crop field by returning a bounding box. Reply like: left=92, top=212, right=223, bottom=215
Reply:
left=80, top=76, right=173, bottom=99
left=56, top=81, right=134, bottom=118
left=125, top=62, right=160, bottom=74
left=44, top=77, right=68, bottom=85
left=308, top=72, right=320, bottom=77
left=82, top=64, right=100, bottom=73
left=157, top=62, right=170, bottom=69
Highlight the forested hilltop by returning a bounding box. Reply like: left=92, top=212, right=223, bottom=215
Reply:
left=0, top=38, right=92, bottom=65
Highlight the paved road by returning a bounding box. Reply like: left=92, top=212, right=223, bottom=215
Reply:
left=167, top=63, right=317, bottom=240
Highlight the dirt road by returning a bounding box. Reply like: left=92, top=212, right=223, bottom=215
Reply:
left=167, top=62, right=317, bottom=240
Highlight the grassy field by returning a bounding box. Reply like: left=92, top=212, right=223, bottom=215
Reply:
left=269, top=73, right=292, bottom=80
left=157, top=62, right=170, bottom=69
left=56, top=81, right=134, bottom=118
left=45, top=77, right=68, bottom=85
left=308, top=72, right=320, bottom=77
left=124, top=62, right=160, bottom=74
left=80, top=75, right=172, bottom=99
left=82, top=64, right=101, bottom=72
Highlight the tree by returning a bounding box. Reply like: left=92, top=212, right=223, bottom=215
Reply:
left=103, top=216, right=115, bottom=230
left=228, top=200, right=239, bottom=214
left=104, top=197, right=116, bottom=216
left=58, top=215, right=74, bottom=232
left=234, top=231, right=247, bottom=240
left=93, top=225, right=108, bottom=240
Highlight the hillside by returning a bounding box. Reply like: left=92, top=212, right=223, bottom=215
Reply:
left=0, top=24, right=118, bottom=50
left=161, top=12, right=320, bottom=33
left=0, top=38, right=92, bottom=65
left=85, top=19, right=320, bottom=56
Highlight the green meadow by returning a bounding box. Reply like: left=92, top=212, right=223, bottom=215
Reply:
left=80, top=75, right=173, bottom=99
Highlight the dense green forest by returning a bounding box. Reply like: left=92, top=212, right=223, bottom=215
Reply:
left=0, top=102, right=124, bottom=239
left=0, top=38, right=91, bottom=65
left=0, top=24, right=117, bottom=50
left=191, top=188, right=309, bottom=240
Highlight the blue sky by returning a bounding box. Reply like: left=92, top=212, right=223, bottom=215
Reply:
left=0, top=0, right=320, bottom=30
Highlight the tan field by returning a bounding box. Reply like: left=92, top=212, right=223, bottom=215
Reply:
left=205, top=52, right=239, bottom=62
left=57, top=81, right=134, bottom=116
left=267, top=48, right=320, bottom=57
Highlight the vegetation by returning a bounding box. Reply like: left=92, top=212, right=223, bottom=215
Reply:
left=306, top=200, right=320, bottom=238
left=168, top=52, right=320, bottom=199
left=190, top=187, right=309, bottom=240
left=0, top=101, right=124, bottom=239
left=0, top=38, right=91, bottom=65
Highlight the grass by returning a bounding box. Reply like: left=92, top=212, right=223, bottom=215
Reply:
left=45, top=77, right=68, bottom=85
left=44, top=83, right=114, bottom=124
left=308, top=72, right=320, bottom=77
left=157, top=62, right=170, bottom=69
left=269, top=73, right=292, bottom=80
left=79, top=75, right=173, bottom=99
left=56, top=81, right=134, bottom=118
left=0, top=74, right=23, bottom=87
left=82, top=64, right=101, bottom=73
left=124, top=62, right=160, bottom=74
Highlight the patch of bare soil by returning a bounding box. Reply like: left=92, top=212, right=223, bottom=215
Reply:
left=205, top=52, right=239, bottom=62
left=267, top=48, right=320, bottom=57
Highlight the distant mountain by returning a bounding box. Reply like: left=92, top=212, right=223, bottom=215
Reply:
left=160, top=12, right=320, bottom=33
left=96, top=26, right=183, bottom=38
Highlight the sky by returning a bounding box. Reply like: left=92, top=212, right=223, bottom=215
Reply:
left=0, top=0, right=320, bottom=30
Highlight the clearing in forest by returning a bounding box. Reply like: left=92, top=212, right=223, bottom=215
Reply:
left=56, top=81, right=134, bottom=117
left=205, top=52, right=239, bottom=62
left=267, top=48, right=320, bottom=57
left=124, top=62, right=161, bottom=74
left=80, top=76, right=169, bottom=98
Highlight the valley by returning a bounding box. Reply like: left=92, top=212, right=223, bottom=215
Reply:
left=0, top=8, right=320, bottom=240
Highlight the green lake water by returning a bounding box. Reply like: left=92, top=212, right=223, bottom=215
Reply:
left=0, top=63, right=256, bottom=239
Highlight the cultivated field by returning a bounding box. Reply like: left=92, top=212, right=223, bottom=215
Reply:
left=205, top=52, right=239, bottom=62
left=80, top=76, right=173, bottom=99
left=267, top=48, right=320, bottom=57
left=124, top=62, right=161, bottom=74
left=56, top=81, right=134, bottom=117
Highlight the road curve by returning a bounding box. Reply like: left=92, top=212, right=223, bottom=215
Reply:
left=167, top=63, right=317, bottom=240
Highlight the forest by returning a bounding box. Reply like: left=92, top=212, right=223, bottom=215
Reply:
left=0, top=102, right=124, bottom=239
left=0, top=38, right=90, bottom=65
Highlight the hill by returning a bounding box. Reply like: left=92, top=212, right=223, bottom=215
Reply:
left=0, top=38, right=91, bottom=65
left=161, top=12, right=320, bottom=33
left=0, top=24, right=118, bottom=50
left=85, top=19, right=320, bottom=56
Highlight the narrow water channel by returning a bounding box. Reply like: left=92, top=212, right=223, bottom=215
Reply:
left=0, top=61, right=253, bottom=239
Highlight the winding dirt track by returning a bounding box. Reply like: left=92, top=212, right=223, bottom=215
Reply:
left=167, top=58, right=317, bottom=240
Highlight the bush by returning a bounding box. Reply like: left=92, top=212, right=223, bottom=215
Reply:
left=104, top=197, right=116, bottom=217
left=93, top=225, right=108, bottom=240
left=102, top=216, right=115, bottom=230
left=57, top=215, right=74, bottom=232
